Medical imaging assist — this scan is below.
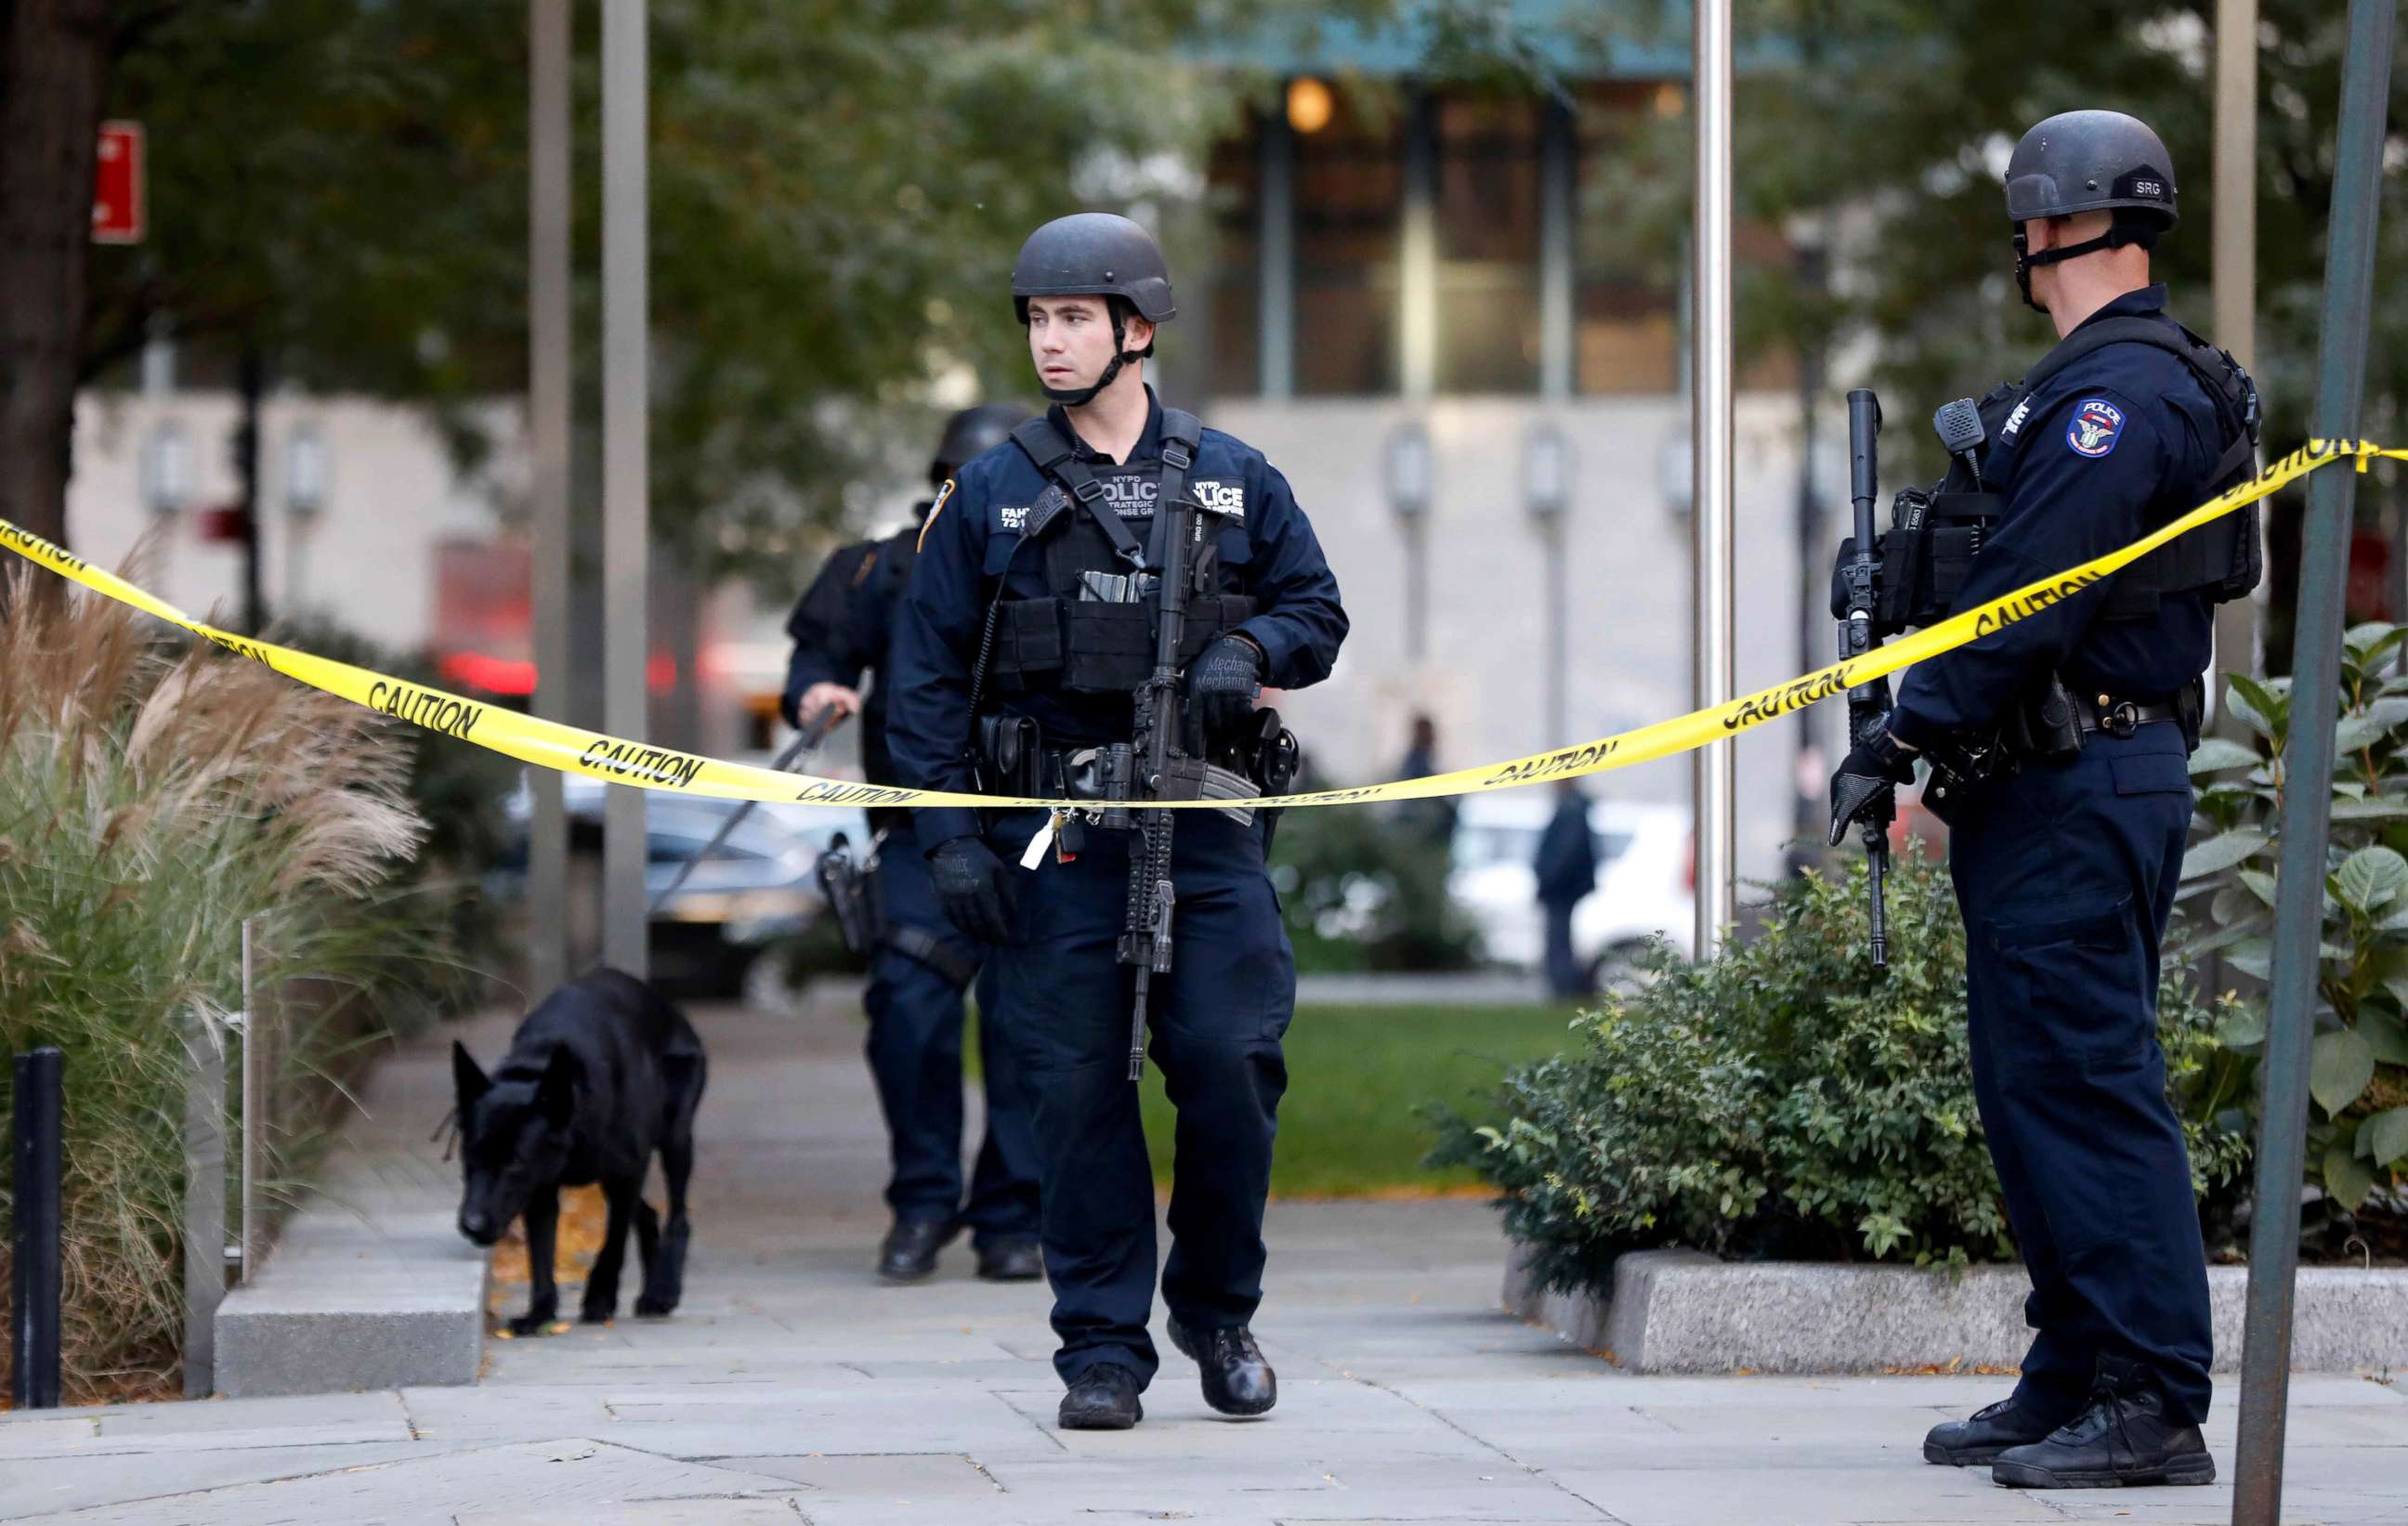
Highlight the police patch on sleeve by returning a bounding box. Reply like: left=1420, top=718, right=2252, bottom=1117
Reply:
left=917, top=477, right=954, bottom=553
left=2067, top=398, right=2125, bottom=458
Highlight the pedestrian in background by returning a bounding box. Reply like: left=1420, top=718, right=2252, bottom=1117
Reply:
left=1534, top=780, right=1596, bottom=998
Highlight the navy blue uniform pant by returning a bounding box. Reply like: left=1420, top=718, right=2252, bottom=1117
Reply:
left=1948, top=721, right=2212, bottom=1426
left=1542, top=901, right=1584, bottom=997
left=985, top=807, right=1294, bottom=1389
left=867, top=819, right=1040, bottom=1244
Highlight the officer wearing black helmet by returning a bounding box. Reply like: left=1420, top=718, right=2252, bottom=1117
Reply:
left=887, top=213, right=1348, bottom=1429
left=1831, top=111, right=2258, bottom=1489
left=782, top=402, right=1042, bottom=1285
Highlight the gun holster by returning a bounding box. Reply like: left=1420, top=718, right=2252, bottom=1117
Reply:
left=2002, top=673, right=2083, bottom=765
left=815, top=831, right=885, bottom=957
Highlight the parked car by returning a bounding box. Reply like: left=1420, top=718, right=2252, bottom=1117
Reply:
left=490, top=767, right=869, bottom=992
left=1447, top=791, right=1695, bottom=989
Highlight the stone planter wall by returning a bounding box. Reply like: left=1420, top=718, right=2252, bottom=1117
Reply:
left=1502, top=1247, right=2408, bottom=1374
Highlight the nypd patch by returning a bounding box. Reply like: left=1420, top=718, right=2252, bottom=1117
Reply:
left=2067, top=398, right=2125, bottom=459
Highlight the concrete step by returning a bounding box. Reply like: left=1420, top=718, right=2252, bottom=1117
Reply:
left=213, top=1037, right=492, bottom=1397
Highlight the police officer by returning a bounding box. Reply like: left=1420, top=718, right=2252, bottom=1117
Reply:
left=1831, top=111, right=2256, bottom=1489
left=783, top=403, right=1044, bottom=1285
left=887, top=213, right=1347, bottom=1429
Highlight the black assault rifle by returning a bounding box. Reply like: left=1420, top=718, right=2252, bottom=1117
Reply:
left=1118, top=489, right=1206, bottom=1082
left=1834, top=387, right=1893, bottom=972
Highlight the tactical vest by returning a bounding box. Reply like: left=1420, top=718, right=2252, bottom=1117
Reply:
left=983, top=412, right=1256, bottom=697
left=1859, top=317, right=2261, bottom=635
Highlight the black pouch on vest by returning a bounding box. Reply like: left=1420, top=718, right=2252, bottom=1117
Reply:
left=977, top=714, right=1041, bottom=795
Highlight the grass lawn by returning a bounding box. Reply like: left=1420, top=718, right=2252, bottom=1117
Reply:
left=1141, top=1002, right=1582, bottom=1198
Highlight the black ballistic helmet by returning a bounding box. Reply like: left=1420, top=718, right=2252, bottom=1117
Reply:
left=1011, top=213, right=1177, bottom=322
left=2005, top=110, right=2179, bottom=227
left=1011, top=213, right=1176, bottom=405
left=931, top=402, right=1028, bottom=486
left=2005, top=111, right=2177, bottom=311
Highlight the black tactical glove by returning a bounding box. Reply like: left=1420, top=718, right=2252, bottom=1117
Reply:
left=1186, top=633, right=1263, bottom=754
left=928, top=834, right=1018, bottom=945
left=1827, top=724, right=1917, bottom=845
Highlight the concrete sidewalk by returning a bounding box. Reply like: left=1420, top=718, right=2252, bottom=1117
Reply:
left=3, top=989, right=2403, bottom=1525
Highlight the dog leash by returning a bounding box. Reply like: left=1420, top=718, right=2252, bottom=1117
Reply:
left=645, top=707, right=845, bottom=916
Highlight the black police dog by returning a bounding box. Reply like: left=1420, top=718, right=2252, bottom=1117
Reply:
left=452, top=967, right=706, bottom=1335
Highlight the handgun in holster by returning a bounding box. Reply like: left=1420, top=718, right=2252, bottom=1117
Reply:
left=814, top=830, right=886, bottom=958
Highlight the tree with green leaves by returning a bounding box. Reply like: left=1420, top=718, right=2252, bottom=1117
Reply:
left=10, top=0, right=1376, bottom=566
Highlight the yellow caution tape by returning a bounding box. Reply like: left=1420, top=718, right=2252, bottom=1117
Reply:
left=1, top=437, right=2394, bottom=813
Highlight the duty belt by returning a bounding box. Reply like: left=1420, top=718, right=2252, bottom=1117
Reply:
left=2074, top=692, right=2180, bottom=738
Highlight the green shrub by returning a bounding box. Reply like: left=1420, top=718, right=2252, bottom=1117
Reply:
left=0, top=571, right=460, bottom=1401
left=1432, top=846, right=2248, bottom=1298
left=2181, top=633, right=2408, bottom=1241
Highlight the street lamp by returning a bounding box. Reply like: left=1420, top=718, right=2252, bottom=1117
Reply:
left=139, top=422, right=191, bottom=515
left=284, top=424, right=327, bottom=518
left=1525, top=423, right=1572, bottom=748
left=1385, top=420, right=1433, bottom=662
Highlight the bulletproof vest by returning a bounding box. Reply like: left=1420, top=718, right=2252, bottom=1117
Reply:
left=984, top=411, right=1256, bottom=696
left=1852, top=316, right=2261, bottom=634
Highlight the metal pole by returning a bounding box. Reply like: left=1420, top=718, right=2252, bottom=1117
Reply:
left=1259, top=106, right=1295, bottom=400
left=181, top=1011, right=226, bottom=1400
left=601, top=0, right=651, bottom=979
left=238, top=917, right=257, bottom=1282
left=1400, top=88, right=1437, bottom=402
left=1547, top=514, right=1568, bottom=745
left=1794, top=241, right=1828, bottom=868
left=528, top=0, right=574, bottom=997
left=11, top=1047, right=63, bottom=1408
left=1538, top=96, right=1576, bottom=403
left=2212, top=0, right=2261, bottom=713
left=2231, top=5, right=2395, bottom=1520
left=235, top=345, right=265, bottom=636
left=1690, top=0, right=1736, bottom=956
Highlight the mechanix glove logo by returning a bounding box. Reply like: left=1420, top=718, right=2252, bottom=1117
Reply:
left=2068, top=398, right=2126, bottom=458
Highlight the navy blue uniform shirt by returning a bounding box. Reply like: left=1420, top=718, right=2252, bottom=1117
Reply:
left=1890, top=285, right=2228, bottom=749
left=888, top=386, right=1348, bottom=848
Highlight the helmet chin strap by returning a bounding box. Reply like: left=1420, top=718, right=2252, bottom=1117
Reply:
left=1040, top=308, right=1145, bottom=406
left=2012, top=223, right=2148, bottom=312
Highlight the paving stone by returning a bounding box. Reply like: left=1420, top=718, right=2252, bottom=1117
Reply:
left=0, top=1391, right=412, bottom=1461
left=0, top=1441, right=431, bottom=1518
left=456, top=1504, right=805, bottom=1525
left=7, top=1439, right=803, bottom=1526
left=1551, top=1465, right=2071, bottom=1526
left=729, top=1453, right=1004, bottom=1498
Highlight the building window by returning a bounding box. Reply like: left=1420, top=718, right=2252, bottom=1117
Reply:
left=1435, top=96, right=1542, bottom=395
left=1203, top=128, right=1261, bottom=400
left=1575, top=82, right=1682, bottom=396
left=1293, top=89, right=1402, bottom=397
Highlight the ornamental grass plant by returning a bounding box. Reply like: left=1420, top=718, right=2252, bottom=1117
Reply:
left=0, top=567, right=459, bottom=1402
left=1432, top=846, right=2251, bottom=1299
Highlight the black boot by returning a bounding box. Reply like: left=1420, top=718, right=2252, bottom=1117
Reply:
left=1923, top=1396, right=2064, bottom=1467
left=1058, top=1363, right=1144, bottom=1430
left=975, top=1233, right=1043, bottom=1283
left=1167, top=1317, right=1276, bottom=1417
left=875, top=1217, right=958, bottom=1282
left=1992, top=1362, right=2215, bottom=1489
